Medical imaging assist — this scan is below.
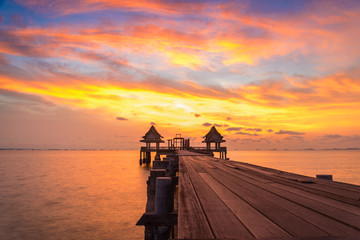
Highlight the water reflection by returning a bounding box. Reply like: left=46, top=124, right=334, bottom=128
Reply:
left=0, top=150, right=148, bottom=240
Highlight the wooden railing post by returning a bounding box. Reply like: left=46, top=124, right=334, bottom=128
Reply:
left=154, top=177, right=173, bottom=240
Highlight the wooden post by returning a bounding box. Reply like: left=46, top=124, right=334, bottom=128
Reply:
left=142, top=152, right=146, bottom=164
left=153, top=160, right=169, bottom=169
left=316, top=174, right=333, bottom=180
left=143, top=169, right=167, bottom=239
left=146, top=152, right=151, bottom=164
left=154, top=177, right=172, bottom=240
left=140, top=151, right=142, bottom=166
left=155, top=177, right=172, bottom=214
left=168, top=158, right=176, bottom=177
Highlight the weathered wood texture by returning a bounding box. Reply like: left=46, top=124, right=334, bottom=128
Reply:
left=177, top=150, right=360, bottom=240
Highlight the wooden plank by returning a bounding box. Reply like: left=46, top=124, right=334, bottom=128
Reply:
left=192, top=158, right=360, bottom=237
left=219, top=160, right=360, bottom=206
left=183, top=157, right=254, bottom=239
left=177, top=159, right=214, bottom=239
left=199, top=172, right=292, bottom=239
left=187, top=157, right=329, bottom=238
left=218, top=160, right=360, bottom=211
left=270, top=182, right=360, bottom=216
left=212, top=161, right=360, bottom=229
left=199, top=159, right=360, bottom=235
left=230, top=161, right=360, bottom=205
left=236, top=161, right=360, bottom=192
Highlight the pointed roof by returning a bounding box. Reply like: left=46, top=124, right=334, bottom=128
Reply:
left=140, top=125, right=165, bottom=143
left=202, top=126, right=225, bottom=143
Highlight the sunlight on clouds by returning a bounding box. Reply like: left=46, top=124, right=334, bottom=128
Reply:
left=216, top=40, right=255, bottom=65
left=1, top=0, right=360, bottom=149
left=1, top=75, right=285, bottom=129
left=165, top=50, right=204, bottom=69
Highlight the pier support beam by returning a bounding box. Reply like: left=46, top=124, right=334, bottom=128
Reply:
left=146, top=152, right=151, bottom=164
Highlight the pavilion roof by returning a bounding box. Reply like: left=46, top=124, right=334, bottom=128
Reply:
left=140, top=125, right=164, bottom=143
left=203, top=126, right=225, bottom=143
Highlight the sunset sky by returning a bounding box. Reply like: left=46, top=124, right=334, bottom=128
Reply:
left=1, top=0, right=360, bottom=150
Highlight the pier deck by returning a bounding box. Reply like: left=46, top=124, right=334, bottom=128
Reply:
left=178, top=150, right=360, bottom=240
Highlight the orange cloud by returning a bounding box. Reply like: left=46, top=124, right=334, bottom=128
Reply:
left=15, top=0, right=206, bottom=16
left=2, top=64, right=360, bottom=137
left=3, top=1, right=360, bottom=70
left=211, top=2, right=360, bottom=66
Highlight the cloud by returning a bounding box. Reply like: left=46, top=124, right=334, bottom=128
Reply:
left=8, top=0, right=360, bottom=71
left=244, top=128, right=262, bottom=132
left=202, top=122, right=212, bottom=127
left=0, top=89, right=56, bottom=107
left=116, top=117, right=128, bottom=121
left=321, top=134, right=343, bottom=139
left=214, top=123, right=229, bottom=127
left=235, top=132, right=259, bottom=137
left=150, top=122, right=156, bottom=125
left=343, top=135, right=360, bottom=142
left=276, top=130, right=305, bottom=135
left=194, top=113, right=200, bottom=117
left=0, top=54, right=7, bottom=65
left=226, top=127, right=243, bottom=131
left=9, top=14, right=26, bottom=27
left=0, top=29, right=50, bottom=57
left=267, top=129, right=273, bottom=133
left=1, top=8, right=360, bottom=108
left=16, top=0, right=207, bottom=16
left=284, top=136, right=304, bottom=141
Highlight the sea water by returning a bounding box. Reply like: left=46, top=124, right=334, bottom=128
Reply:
left=0, top=149, right=359, bottom=240
left=0, top=150, right=149, bottom=240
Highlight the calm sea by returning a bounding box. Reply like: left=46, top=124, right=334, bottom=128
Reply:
left=0, top=149, right=359, bottom=240
left=228, top=150, right=360, bottom=186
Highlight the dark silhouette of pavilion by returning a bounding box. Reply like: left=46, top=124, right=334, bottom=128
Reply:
left=139, top=125, right=165, bottom=165
left=139, top=125, right=227, bottom=165
left=202, top=126, right=227, bottom=159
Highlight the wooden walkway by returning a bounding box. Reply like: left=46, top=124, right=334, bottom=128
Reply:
left=177, top=150, right=360, bottom=240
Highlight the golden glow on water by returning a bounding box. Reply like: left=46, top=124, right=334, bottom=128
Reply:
left=0, top=150, right=149, bottom=240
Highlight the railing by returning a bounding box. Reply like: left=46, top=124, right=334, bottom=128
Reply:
left=140, top=146, right=226, bottom=151
left=140, top=146, right=176, bottom=151
left=189, top=147, right=227, bottom=151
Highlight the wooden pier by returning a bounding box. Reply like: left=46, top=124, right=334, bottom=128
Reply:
left=138, top=150, right=360, bottom=240
left=137, top=126, right=360, bottom=239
